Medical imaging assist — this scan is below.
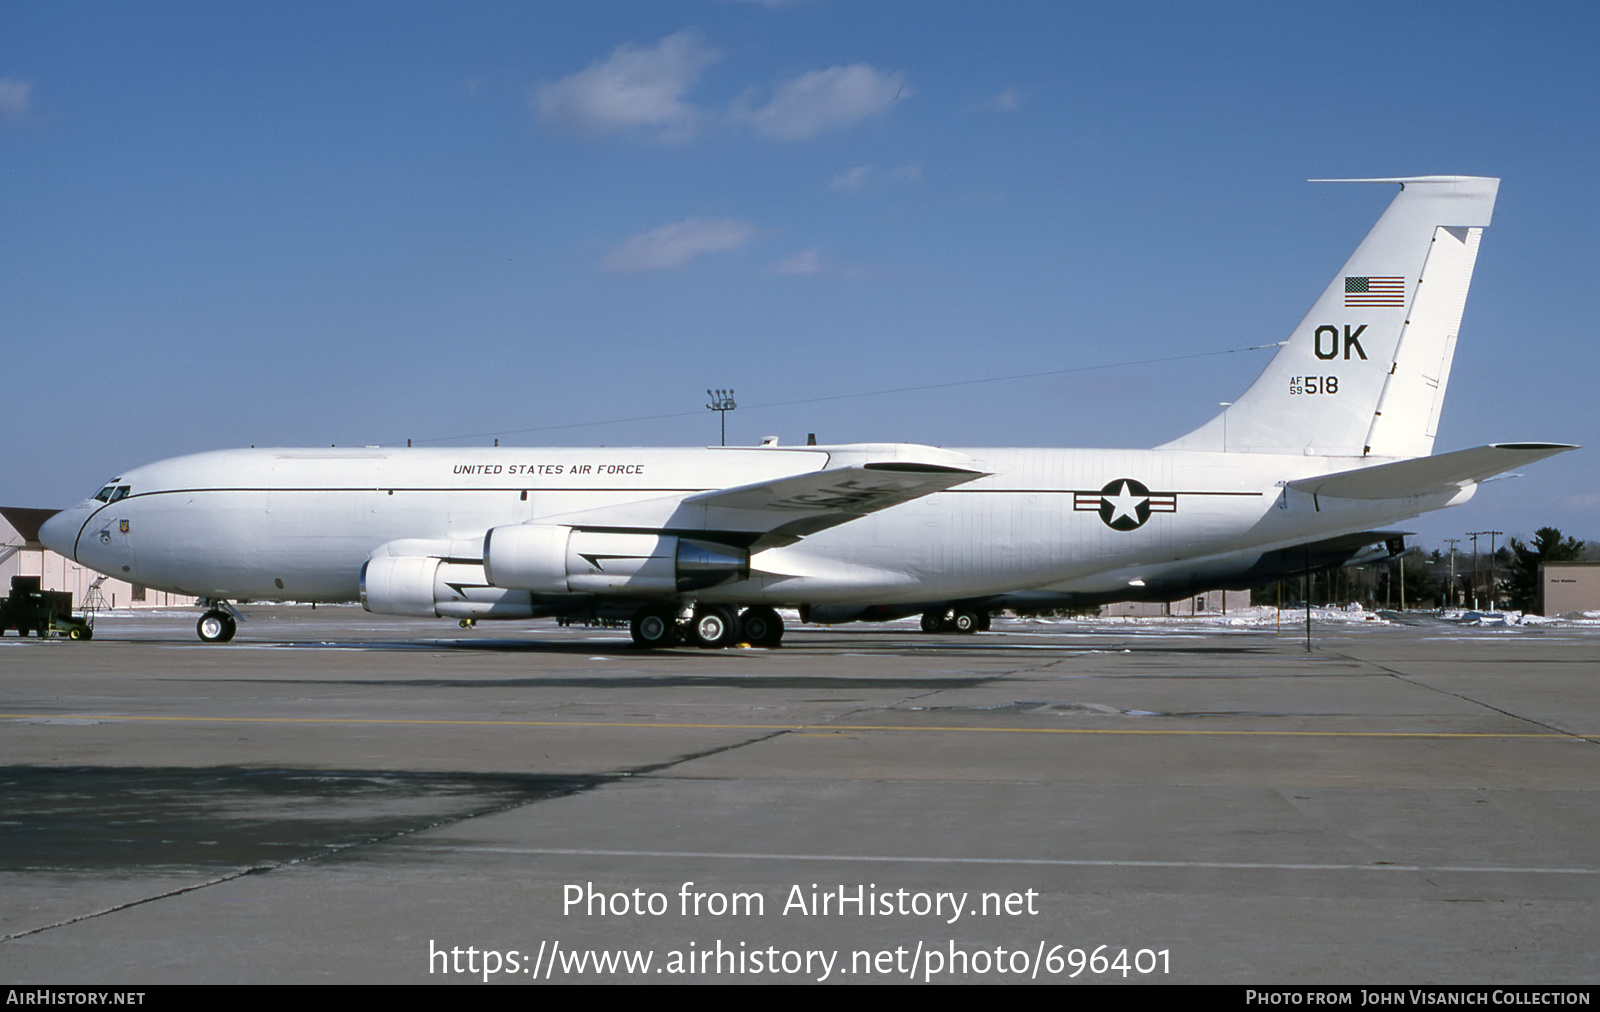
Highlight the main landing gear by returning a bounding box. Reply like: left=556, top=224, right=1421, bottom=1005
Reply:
left=737, top=606, right=784, bottom=649
left=630, top=604, right=680, bottom=649
left=629, top=604, right=785, bottom=650
left=688, top=605, right=741, bottom=649
left=920, top=608, right=991, bottom=635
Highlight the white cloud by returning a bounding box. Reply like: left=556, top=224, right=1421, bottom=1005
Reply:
left=601, top=217, right=756, bottom=272
left=0, top=78, right=31, bottom=118
left=766, top=248, right=873, bottom=279
left=829, top=166, right=872, bottom=192
left=746, top=64, right=907, bottom=142
left=533, top=32, right=720, bottom=142
left=768, top=248, right=826, bottom=275
left=980, top=87, right=1023, bottom=112
left=828, top=164, right=920, bottom=192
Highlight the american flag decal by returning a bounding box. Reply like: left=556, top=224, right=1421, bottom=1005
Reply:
left=1344, top=276, right=1405, bottom=307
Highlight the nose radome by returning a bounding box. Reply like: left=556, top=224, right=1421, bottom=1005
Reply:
left=37, top=509, right=77, bottom=560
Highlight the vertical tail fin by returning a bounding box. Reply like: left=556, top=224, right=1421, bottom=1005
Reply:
left=1161, top=176, right=1498, bottom=458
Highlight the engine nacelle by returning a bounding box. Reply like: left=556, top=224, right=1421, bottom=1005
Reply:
left=483, top=524, right=748, bottom=595
left=360, top=555, right=537, bottom=619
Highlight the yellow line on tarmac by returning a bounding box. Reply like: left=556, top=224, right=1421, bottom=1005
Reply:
left=1, top=713, right=1588, bottom=740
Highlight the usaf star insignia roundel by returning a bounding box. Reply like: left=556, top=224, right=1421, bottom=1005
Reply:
left=1098, top=479, right=1152, bottom=531
left=1072, top=479, right=1177, bottom=530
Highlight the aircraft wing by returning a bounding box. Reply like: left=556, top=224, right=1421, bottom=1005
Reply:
left=1288, top=443, right=1576, bottom=500
left=681, top=462, right=986, bottom=547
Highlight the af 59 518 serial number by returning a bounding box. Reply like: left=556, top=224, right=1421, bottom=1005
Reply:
left=1290, top=375, right=1339, bottom=395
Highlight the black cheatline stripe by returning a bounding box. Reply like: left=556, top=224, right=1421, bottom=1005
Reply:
left=116, top=486, right=715, bottom=498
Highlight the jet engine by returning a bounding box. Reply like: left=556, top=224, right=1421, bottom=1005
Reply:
left=360, top=555, right=537, bottom=619
left=483, top=524, right=748, bottom=595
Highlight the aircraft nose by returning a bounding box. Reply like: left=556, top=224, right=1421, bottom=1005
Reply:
left=38, top=509, right=78, bottom=560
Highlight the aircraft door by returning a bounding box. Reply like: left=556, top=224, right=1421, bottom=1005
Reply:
left=513, top=487, right=536, bottom=524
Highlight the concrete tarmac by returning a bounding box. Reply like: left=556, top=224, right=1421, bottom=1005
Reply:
left=1, top=606, right=1597, bottom=984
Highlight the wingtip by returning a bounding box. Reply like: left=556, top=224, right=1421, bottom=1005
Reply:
left=1488, top=442, right=1579, bottom=452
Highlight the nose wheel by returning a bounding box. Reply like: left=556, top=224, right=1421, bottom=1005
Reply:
left=197, top=610, right=237, bottom=643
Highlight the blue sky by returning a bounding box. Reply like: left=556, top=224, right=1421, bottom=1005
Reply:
left=3, top=1, right=1596, bottom=548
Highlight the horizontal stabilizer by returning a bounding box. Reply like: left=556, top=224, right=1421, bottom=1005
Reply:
left=1288, top=443, right=1576, bottom=500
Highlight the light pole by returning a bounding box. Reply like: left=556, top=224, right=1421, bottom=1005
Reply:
left=706, top=389, right=736, bottom=446
left=1469, top=530, right=1504, bottom=610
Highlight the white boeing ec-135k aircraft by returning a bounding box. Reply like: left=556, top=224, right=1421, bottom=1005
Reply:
left=40, top=176, right=1574, bottom=648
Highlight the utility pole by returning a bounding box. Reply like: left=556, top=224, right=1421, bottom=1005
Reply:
left=1443, top=538, right=1460, bottom=609
left=705, top=389, right=736, bottom=446
left=1485, top=530, right=1503, bottom=611
left=1467, top=531, right=1484, bottom=609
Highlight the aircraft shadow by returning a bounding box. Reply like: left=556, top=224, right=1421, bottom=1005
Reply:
left=193, top=674, right=1001, bottom=691
left=0, top=727, right=795, bottom=875
left=0, top=765, right=604, bottom=873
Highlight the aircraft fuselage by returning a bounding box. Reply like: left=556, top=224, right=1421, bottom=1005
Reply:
left=45, top=443, right=1448, bottom=606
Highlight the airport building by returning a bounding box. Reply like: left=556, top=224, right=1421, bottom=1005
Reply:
left=0, top=506, right=196, bottom=610
left=1100, top=589, right=1251, bottom=617
left=1541, top=562, right=1600, bottom=615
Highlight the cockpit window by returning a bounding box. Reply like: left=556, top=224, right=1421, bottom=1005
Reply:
left=93, top=486, right=115, bottom=503
left=94, top=485, right=131, bottom=503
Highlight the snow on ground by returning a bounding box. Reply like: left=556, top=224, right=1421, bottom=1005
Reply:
left=993, top=604, right=1387, bottom=631
left=1444, top=608, right=1600, bottom=627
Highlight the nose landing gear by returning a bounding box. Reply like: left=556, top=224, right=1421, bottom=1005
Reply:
left=197, top=610, right=236, bottom=643
left=195, top=600, right=243, bottom=643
